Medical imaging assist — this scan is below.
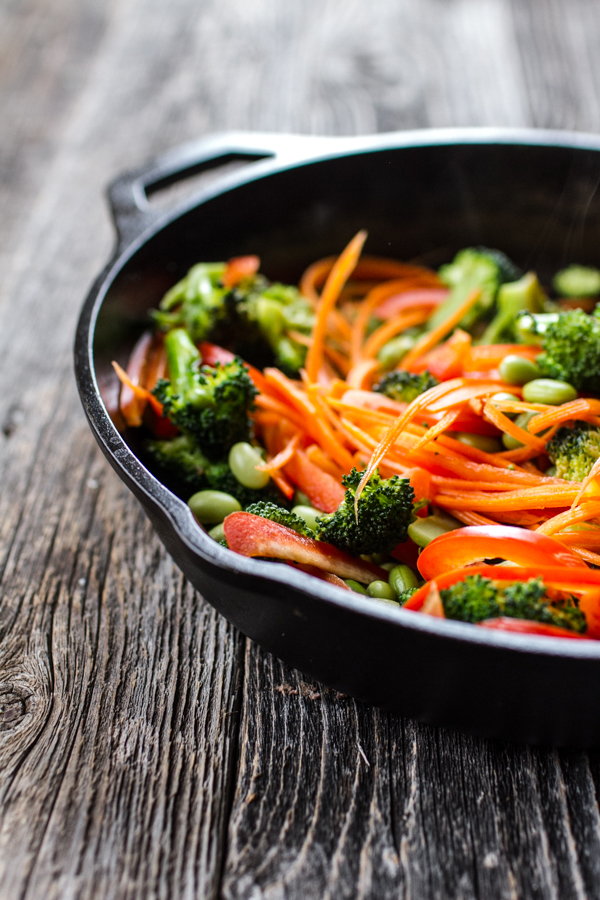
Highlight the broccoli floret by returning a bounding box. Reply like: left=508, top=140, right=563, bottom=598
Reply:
left=315, top=468, right=414, bottom=557
left=146, top=434, right=207, bottom=490
left=152, top=262, right=314, bottom=375
left=244, top=501, right=313, bottom=536
left=440, top=574, right=586, bottom=633
left=153, top=329, right=257, bottom=461
left=480, top=271, right=546, bottom=344
left=373, top=370, right=439, bottom=403
left=553, top=265, right=600, bottom=298
left=145, top=435, right=289, bottom=508
left=429, top=247, right=519, bottom=333
left=546, top=421, right=600, bottom=481
left=397, top=586, right=419, bottom=606
left=534, top=309, right=600, bottom=393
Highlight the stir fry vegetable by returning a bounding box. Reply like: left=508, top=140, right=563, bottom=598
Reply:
left=112, top=238, right=600, bottom=640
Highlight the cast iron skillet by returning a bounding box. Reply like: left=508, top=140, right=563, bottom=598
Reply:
left=75, top=128, right=600, bottom=747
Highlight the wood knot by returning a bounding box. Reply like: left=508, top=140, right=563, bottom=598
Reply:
left=0, top=686, right=30, bottom=732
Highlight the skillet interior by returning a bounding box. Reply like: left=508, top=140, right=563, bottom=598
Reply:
left=80, top=132, right=600, bottom=747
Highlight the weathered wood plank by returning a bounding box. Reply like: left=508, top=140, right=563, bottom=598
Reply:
left=3, top=0, right=600, bottom=897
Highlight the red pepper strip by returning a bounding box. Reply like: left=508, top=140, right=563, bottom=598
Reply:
left=284, top=448, right=345, bottom=512
left=223, top=513, right=386, bottom=583
left=374, top=288, right=448, bottom=319
left=462, top=344, right=540, bottom=372
left=477, top=618, right=587, bottom=639
left=198, top=342, right=270, bottom=393
left=120, top=330, right=154, bottom=426
left=409, top=329, right=472, bottom=380
left=405, top=564, right=598, bottom=612
left=417, top=525, right=584, bottom=581
left=112, top=361, right=164, bottom=417
left=222, top=255, right=260, bottom=287
left=287, top=562, right=351, bottom=590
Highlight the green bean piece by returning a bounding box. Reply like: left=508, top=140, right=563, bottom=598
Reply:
left=377, top=334, right=416, bottom=369
left=291, top=505, right=321, bottom=531
left=345, top=579, right=369, bottom=594
left=498, top=355, right=541, bottom=385
left=453, top=431, right=503, bottom=453
left=367, top=580, right=398, bottom=601
left=188, top=490, right=241, bottom=524
left=228, top=442, right=271, bottom=489
left=389, top=564, right=420, bottom=597
left=521, top=378, right=578, bottom=405
left=501, top=411, right=538, bottom=450
left=208, top=523, right=226, bottom=542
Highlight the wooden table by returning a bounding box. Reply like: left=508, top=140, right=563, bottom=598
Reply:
left=3, top=1, right=600, bottom=897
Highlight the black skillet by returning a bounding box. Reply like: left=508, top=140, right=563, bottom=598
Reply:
left=75, top=128, right=600, bottom=747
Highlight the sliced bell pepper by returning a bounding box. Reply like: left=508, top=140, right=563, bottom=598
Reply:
left=417, top=525, right=584, bottom=581
left=477, top=618, right=587, bottom=639
left=223, top=512, right=386, bottom=583
left=284, top=449, right=345, bottom=512
left=409, top=329, right=472, bottom=380
left=222, top=255, right=260, bottom=287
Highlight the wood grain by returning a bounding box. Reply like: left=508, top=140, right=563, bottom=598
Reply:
left=2, top=0, right=600, bottom=897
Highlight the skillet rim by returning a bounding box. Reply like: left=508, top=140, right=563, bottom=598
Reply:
left=74, top=125, right=600, bottom=663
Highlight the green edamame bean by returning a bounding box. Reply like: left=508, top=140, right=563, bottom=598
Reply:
left=501, top=411, right=538, bottom=450
left=389, top=564, right=419, bottom=597
left=188, top=490, right=241, bottom=524
left=521, top=378, right=577, bottom=405
left=345, top=579, right=368, bottom=594
left=453, top=432, right=503, bottom=453
left=291, top=505, right=321, bottom=531
left=498, top=355, right=541, bottom=385
left=208, top=523, right=226, bottom=542
left=377, top=334, right=416, bottom=369
left=228, top=442, right=271, bottom=489
left=367, top=580, right=398, bottom=602
left=408, top=513, right=461, bottom=548
left=545, top=465, right=557, bottom=477
left=294, top=490, right=311, bottom=507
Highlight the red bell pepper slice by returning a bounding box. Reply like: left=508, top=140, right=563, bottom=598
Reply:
left=222, top=255, right=260, bottom=287
left=284, top=449, right=345, bottom=512
left=417, top=525, right=584, bottom=582
left=477, top=618, right=587, bottom=639
left=198, top=342, right=270, bottom=393
left=374, top=288, right=448, bottom=319
left=223, top=512, right=386, bottom=584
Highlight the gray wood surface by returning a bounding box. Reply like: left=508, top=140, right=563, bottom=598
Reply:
left=2, top=0, right=600, bottom=897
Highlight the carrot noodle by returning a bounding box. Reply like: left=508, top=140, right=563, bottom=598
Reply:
left=112, top=361, right=164, bottom=417
left=256, top=433, right=300, bottom=473
left=362, top=308, right=431, bottom=359
left=400, top=288, right=482, bottom=370
left=535, top=501, right=600, bottom=536
left=306, top=230, right=368, bottom=382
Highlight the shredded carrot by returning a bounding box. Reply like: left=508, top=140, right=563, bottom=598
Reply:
left=256, top=433, right=300, bottom=473
left=361, top=308, right=430, bottom=360
left=527, top=398, right=600, bottom=434
left=400, top=288, right=482, bottom=370
left=536, top=501, right=600, bottom=535
left=306, top=231, right=368, bottom=383
left=345, top=358, right=381, bottom=390
left=410, top=410, right=462, bottom=452
left=112, top=361, right=164, bottom=417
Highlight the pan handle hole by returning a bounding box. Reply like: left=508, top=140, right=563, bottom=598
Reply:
left=144, top=152, right=271, bottom=209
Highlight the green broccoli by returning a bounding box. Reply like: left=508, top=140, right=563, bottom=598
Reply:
left=315, top=468, right=414, bottom=557
left=152, top=262, right=314, bottom=375
left=373, top=370, right=439, bottom=403
left=553, top=264, right=600, bottom=298
left=546, top=421, right=600, bottom=481
left=429, top=247, right=519, bottom=333
left=145, top=435, right=289, bottom=508
left=440, top=574, right=586, bottom=633
left=152, top=329, right=257, bottom=461
left=533, top=309, right=600, bottom=393
left=244, top=501, right=313, bottom=536
left=480, top=271, right=546, bottom=345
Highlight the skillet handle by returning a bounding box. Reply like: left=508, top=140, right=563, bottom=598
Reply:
left=106, top=131, right=333, bottom=251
